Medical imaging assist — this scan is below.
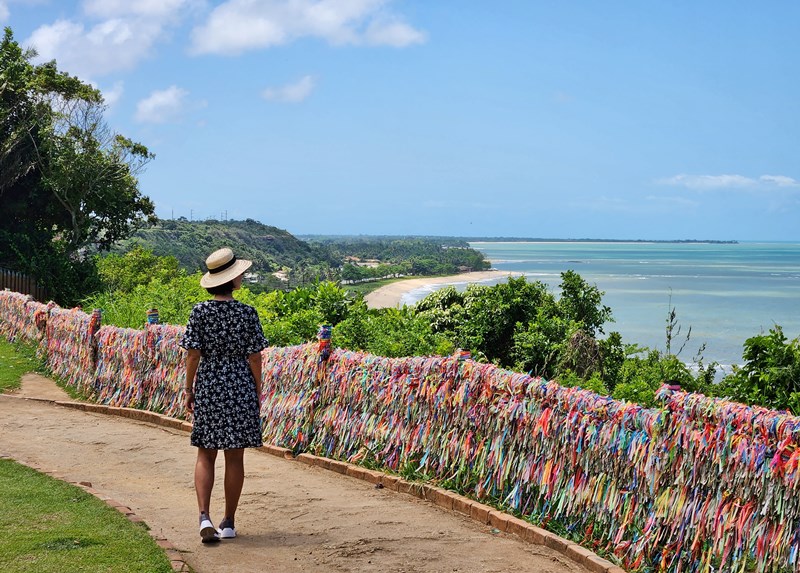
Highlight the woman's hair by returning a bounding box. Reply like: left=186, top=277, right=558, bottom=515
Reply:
left=205, top=280, right=235, bottom=296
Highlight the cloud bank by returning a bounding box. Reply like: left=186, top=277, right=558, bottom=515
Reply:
left=24, top=0, right=196, bottom=79
left=135, top=86, right=190, bottom=123
left=658, top=174, right=799, bottom=191
left=190, top=0, right=426, bottom=55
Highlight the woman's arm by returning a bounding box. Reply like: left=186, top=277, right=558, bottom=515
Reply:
left=247, top=352, right=263, bottom=401
left=185, top=348, right=201, bottom=412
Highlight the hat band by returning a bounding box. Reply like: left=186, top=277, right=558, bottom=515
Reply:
left=208, top=256, right=237, bottom=274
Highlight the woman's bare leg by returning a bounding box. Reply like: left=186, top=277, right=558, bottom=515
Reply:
left=195, top=447, right=218, bottom=515
left=223, top=448, right=245, bottom=522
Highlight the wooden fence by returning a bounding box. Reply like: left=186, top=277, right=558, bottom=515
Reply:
left=0, top=268, right=47, bottom=301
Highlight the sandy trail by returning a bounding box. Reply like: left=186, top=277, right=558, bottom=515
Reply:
left=0, top=375, right=588, bottom=573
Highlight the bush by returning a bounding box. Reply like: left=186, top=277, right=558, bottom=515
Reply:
left=716, top=326, right=800, bottom=413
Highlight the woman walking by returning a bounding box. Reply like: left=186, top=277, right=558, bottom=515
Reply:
left=180, top=247, right=268, bottom=543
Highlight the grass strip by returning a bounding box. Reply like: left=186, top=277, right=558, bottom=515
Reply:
left=0, top=458, right=174, bottom=573
left=0, top=338, right=86, bottom=400
left=0, top=338, right=43, bottom=393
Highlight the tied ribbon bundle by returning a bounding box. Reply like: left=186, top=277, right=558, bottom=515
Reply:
left=92, top=325, right=151, bottom=409
left=140, top=323, right=186, bottom=417
left=646, top=387, right=800, bottom=572
left=45, top=307, right=96, bottom=395
left=259, top=344, right=321, bottom=452
left=92, top=323, right=189, bottom=418
left=0, top=291, right=48, bottom=350
left=3, top=289, right=800, bottom=572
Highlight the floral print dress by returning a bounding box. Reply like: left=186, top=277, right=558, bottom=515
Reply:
left=180, top=300, right=268, bottom=450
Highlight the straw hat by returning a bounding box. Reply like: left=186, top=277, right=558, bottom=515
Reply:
left=200, top=247, right=252, bottom=288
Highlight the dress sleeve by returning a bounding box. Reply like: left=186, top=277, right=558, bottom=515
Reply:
left=244, top=306, right=268, bottom=355
left=180, top=305, right=202, bottom=350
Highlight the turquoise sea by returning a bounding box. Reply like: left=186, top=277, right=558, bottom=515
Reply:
left=401, top=242, right=800, bottom=371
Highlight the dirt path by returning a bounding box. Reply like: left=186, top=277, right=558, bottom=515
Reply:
left=0, top=377, right=591, bottom=573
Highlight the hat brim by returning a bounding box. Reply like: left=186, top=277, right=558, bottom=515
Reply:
left=200, top=259, right=253, bottom=288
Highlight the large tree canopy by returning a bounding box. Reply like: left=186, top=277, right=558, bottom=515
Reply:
left=0, top=27, right=155, bottom=304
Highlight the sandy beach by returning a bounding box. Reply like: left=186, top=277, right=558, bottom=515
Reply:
left=364, top=270, right=517, bottom=309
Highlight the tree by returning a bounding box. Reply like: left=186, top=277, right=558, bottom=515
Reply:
left=42, top=103, right=155, bottom=251
left=0, top=27, right=155, bottom=304
left=456, top=276, right=553, bottom=365
left=97, top=247, right=183, bottom=294
left=557, top=270, right=613, bottom=336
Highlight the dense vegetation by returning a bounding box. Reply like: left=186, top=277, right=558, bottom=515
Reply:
left=81, top=248, right=800, bottom=414
left=115, top=222, right=492, bottom=290
left=115, top=218, right=339, bottom=291
left=0, top=28, right=155, bottom=304
left=304, top=235, right=491, bottom=282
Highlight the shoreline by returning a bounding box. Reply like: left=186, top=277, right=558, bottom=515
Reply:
left=364, top=270, right=516, bottom=309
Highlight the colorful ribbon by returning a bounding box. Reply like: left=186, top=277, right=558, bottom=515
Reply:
left=2, top=289, right=799, bottom=573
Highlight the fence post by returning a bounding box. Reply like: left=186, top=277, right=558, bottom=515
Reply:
left=146, top=308, right=159, bottom=325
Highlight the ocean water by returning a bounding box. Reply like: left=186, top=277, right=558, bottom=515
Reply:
left=401, top=242, right=800, bottom=370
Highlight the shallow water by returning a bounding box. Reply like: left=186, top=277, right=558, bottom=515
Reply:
left=401, top=241, right=800, bottom=369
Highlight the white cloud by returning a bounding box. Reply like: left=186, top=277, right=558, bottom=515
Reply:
left=23, top=0, right=194, bottom=80
left=760, top=175, right=799, bottom=187
left=27, top=18, right=160, bottom=79
left=99, top=80, right=124, bottom=107
left=364, top=16, right=426, bottom=47
left=657, top=174, right=756, bottom=190
left=190, top=0, right=426, bottom=55
left=82, top=0, right=198, bottom=19
left=135, top=86, right=189, bottom=123
left=0, top=2, right=9, bottom=23
left=262, top=75, right=316, bottom=103
left=644, top=195, right=699, bottom=209
left=658, top=173, right=799, bottom=191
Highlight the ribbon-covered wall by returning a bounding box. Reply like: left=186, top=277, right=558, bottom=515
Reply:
left=0, top=292, right=49, bottom=352
left=1, top=290, right=798, bottom=573
left=92, top=324, right=187, bottom=417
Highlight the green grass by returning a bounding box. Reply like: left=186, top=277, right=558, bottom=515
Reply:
left=0, top=338, right=44, bottom=393
left=0, top=338, right=87, bottom=400
left=0, top=459, right=174, bottom=573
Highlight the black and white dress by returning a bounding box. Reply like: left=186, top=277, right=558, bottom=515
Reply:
left=180, top=300, right=268, bottom=450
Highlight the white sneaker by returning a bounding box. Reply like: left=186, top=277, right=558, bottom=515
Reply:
left=218, top=518, right=236, bottom=539
left=199, top=515, right=220, bottom=544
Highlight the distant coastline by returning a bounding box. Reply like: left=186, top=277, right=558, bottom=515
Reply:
left=466, top=238, right=739, bottom=244
left=301, top=234, right=739, bottom=245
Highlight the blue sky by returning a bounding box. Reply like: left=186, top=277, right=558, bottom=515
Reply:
left=4, top=1, right=799, bottom=240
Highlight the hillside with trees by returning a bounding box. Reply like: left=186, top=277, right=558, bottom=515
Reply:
left=302, top=235, right=491, bottom=283
left=116, top=218, right=339, bottom=289
left=114, top=224, right=493, bottom=291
